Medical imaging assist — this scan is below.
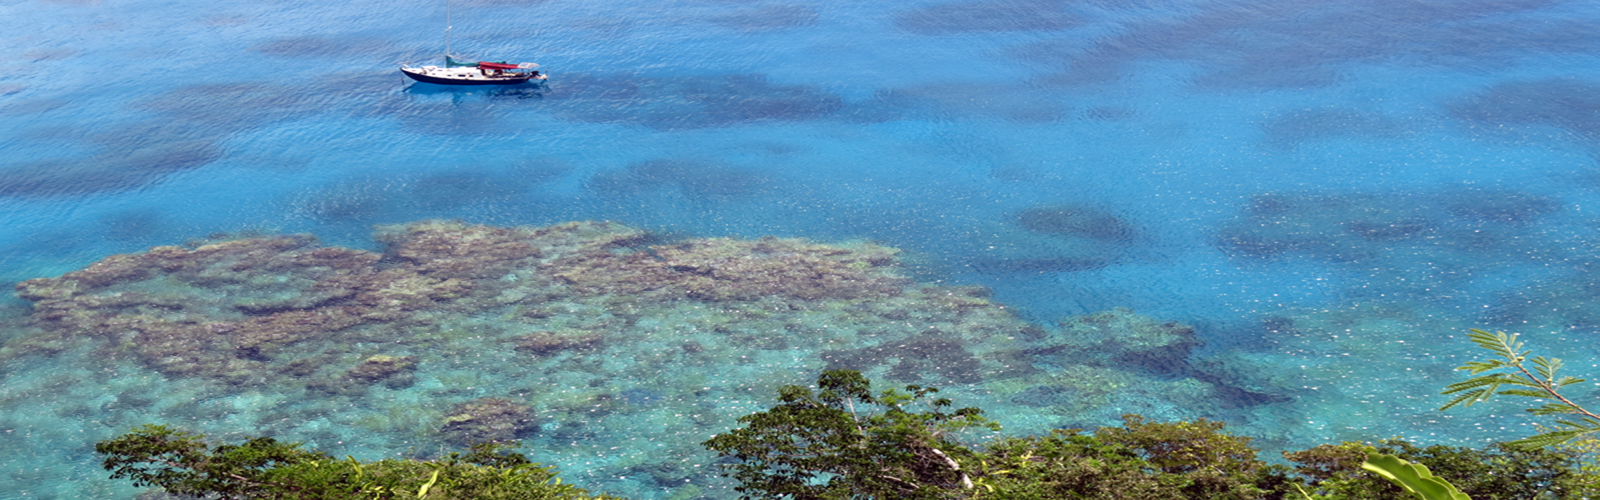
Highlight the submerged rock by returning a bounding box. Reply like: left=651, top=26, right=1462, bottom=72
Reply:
left=1039, top=308, right=1202, bottom=376
left=440, top=398, right=538, bottom=446
left=308, top=355, right=419, bottom=395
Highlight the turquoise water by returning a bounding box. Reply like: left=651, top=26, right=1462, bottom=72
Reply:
left=5, top=0, right=1600, bottom=497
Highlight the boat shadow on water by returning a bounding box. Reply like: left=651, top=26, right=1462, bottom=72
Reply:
left=402, top=81, right=548, bottom=101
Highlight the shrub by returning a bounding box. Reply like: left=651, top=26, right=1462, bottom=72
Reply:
left=701, top=369, right=996, bottom=499
left=95, top=424, right=613, bottom=499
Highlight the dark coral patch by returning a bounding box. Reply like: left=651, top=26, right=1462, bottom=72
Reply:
left=1028, top=0, right=1597, bottom=90
left=1259, top=108, right=1411, bottom=150
left=308, top=355, right=419, bottom=395
left=513, top=330, right=603, bottom=356
left=1440, top=188, right=1561, bottom=225
left=822, top=333, right=984, bottom=384
left=1449, top=78, right=1600, bottom=143
left=136, top=83, right=336, bottom=131
left=1343, top=218, right=1431, bottom=242
left=407, top=161, right=569, bottom=211
left=0, top=141, right=221, bottom=197
left=1213, top=188, right=1564, bottom=274
left=289, top=179, right=395, bottom=222
left=453, top=0, right=552, bottom=5
left=1213, top=192, right=1432, bottom=262
left=586, top=159, right=768, bottom=199
left=840, top=84, right=1068, bottom=124
left=440, top=398, right=539, bottom=446
left=98, top=209, right=165, bottom=242
left=23, top=48, right=77, bottom=62
left=547, top=73, right=843, bottom=130
left=1032, top=308, right=1201, bottom=377
left=709, top=5, right=818, bottom=31
left=0, top=98, right=68, bottom=115
left=1015, top=204, right=1134, bottom=242
left=1010, top=385, right=1075, bottom=407
left=251, top=36, right=395, bottom=58
left=894, top=0, right=1081, bottom=35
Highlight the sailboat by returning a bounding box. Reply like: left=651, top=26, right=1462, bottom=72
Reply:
left=400, top=1, right=546, bottom=86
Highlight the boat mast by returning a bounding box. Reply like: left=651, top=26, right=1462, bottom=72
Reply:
left=445, top=0, right=453, bottom=57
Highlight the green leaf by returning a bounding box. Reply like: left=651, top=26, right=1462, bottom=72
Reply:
left=1499, top=389, right=1559, bottom=399
left=1361, top=452, right=1472, bottom=500
left=1527, top=403, right=1582, bottom=416
left=416, top=469, right=440, bottom=497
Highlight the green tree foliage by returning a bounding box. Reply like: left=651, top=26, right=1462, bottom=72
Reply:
left=1284, top=439, right=1596, bottom=500
left=95, top=424, right=614, bottom=499
left=1441, top=328, right=1600, bottom=449
left=708, top=370, right=1599, bottom=500
left=1094, top=415, right=1273, bottom=499
left=973, top=429, right=1175, bottom=499
left=974, top=421, right=1290, bottom=500
left=701, top=369, right=998, bottom=499
left=101, top=367, right=1600, bottom=500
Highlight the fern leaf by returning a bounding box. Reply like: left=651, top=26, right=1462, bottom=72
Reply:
left=1439, top=391, right=1495, bottom=411
left=1467, top=329, right=1520, bottom=359
left=1457, top=360, right=1506, bottom=374
left=1498, top=389, right=1557, bottom=399
left=1554, top=417, right=1600, bottom=429
left=1506, top=428, right=1597, bottom=450
left=1527, top=403, right=1581, bottom=416
left=1441, top=375, right=1518, bottom=393
left=1531, top=357, right=1564, bottom=381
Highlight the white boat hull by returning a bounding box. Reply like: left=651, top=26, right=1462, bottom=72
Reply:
left=400, top=65, right=544, bottom=86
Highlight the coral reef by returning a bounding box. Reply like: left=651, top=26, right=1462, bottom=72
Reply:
left=8, top=219, right=1284, bottom=497
left=307, top=355, right=419, bottom=395
left=548, top=235, right=909, bottom=302
left=440, top=398, right=539, bottom=446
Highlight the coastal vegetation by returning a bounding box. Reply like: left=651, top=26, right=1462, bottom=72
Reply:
left=99, top=361, right=1600, bottom=499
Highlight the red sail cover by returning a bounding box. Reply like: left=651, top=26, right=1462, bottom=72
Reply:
left=477, top=61, right=521, bottom=70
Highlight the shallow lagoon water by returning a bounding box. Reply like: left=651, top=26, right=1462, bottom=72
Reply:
left=5, top=0, right=1600, bottom=498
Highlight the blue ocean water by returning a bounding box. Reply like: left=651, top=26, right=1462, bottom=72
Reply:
left=5, top=0, right=1600, bottom=497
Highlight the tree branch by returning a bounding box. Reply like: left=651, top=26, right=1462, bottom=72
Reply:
left=928, top=447, right=972, bottom=489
